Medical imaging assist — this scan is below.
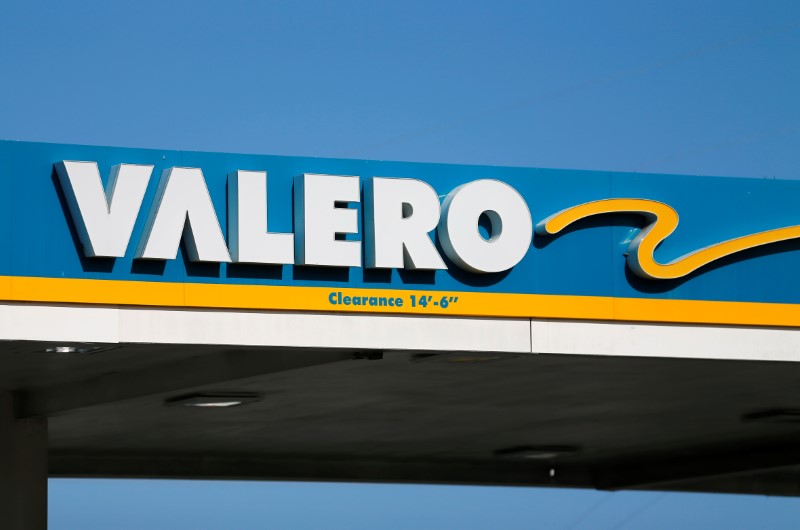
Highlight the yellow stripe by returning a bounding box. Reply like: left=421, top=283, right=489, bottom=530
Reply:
left=11, top=276, right=185, bottom=307
left=0, top=275, right=799, bottom=327
left=184, top=282, right=616, bottom=319
left=611, top=297, right=800, bottom=327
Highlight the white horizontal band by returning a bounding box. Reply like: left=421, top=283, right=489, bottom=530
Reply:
left=530, top=319, right=800, bottom=362
left=0, top=302, right=797, bottom=361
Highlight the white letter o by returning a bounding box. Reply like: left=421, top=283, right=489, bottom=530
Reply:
left=438, top=180, right=532, bottom=273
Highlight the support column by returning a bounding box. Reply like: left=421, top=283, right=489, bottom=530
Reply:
left=0, top=392, right=47, bottom=530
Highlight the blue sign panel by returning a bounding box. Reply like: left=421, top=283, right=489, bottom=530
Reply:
left=2, top=140, right=800, bottom=326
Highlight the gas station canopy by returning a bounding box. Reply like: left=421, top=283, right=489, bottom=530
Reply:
left=2, top=141, right=800, bottom=520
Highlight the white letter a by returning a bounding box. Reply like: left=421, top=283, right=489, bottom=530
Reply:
left=136, top=167, right=231, bottom=262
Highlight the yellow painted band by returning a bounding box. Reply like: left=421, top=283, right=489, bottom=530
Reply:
left=541, top=198, right=800, bottom=280
left=4, top=275, right=800, bottom=328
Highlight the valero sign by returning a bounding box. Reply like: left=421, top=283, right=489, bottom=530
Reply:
left=3, top=141, right=800, bottom=327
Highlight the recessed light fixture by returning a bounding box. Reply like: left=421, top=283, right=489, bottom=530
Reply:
left=164, top=392, right=262, bottom=409
left=494, top=445, right=581, bottom=460
left=742, top=409, right=800, bottom=424
left=44, top=343, right=118, bottom=355
left=48, top=346, right=79, bottom=353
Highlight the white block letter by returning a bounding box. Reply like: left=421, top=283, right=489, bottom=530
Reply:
left=294, top=173, right=360, bottom=267
left=137, top=167, right=231, bottom=262
left=228, top=170, right=294, bottom=264
left=438, top=179, right=532, bottom=273
left=364, top=177, right=446, bottom=270
left=55, top=161, right=153, bottom=258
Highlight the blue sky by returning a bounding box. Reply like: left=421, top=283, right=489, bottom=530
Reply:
left=1, top=0, right=798, bottom=179
left=49, top=480, right=800, bottom=530
left=2, top=0, right=800, bottom=527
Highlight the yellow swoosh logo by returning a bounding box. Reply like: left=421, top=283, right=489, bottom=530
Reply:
left=536, top=198, right=800, bottom=280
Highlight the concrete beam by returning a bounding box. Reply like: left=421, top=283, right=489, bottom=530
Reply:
left=0, top=392, right=47, bottom=530
left=49, top=452, right=592, bottom=488
left=592, top=439, right=800, bottom=491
